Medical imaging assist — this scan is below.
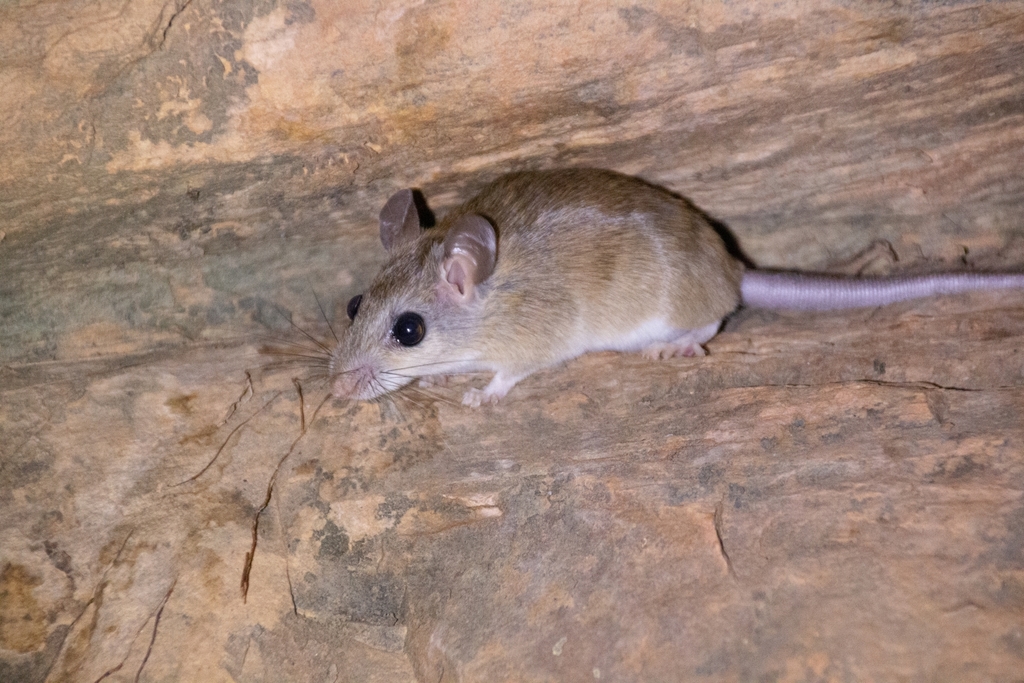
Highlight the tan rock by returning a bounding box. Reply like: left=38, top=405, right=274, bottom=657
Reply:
left=1, top=1, right=1023, bottom=681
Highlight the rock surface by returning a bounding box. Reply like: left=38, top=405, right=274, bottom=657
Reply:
left=1, top=1, right=1023, bottom=682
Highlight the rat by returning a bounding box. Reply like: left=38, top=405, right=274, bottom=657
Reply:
left=328, top=168, right=1024, bottom=407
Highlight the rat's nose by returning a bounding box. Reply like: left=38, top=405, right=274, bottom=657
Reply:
left=331, top=371, right=360, bottom=399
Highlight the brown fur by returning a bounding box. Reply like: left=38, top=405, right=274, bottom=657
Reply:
left=330, top=169, right=742, bottom=403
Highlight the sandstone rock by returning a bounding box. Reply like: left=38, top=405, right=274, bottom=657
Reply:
left=2, top=1, right=1023, bottom=681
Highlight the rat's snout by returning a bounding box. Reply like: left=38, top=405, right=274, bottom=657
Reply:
left=327, top=338, right=365, bottom=400
left=330, top=363, right=371, bottom=400
left=329, top=351, right=398, bottom=401
left=330, top=358, right=417, bottom=401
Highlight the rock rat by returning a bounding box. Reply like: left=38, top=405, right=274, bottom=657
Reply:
left=328, top=168, right=1024, bottom=406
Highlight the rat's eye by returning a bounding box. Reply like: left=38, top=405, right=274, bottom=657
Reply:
left=346, top=294, right=363, bottom=320
left=392, top=312, right=426, bottom=347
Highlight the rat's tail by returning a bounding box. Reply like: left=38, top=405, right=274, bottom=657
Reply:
left=740, top=270, right=1024, bottom=311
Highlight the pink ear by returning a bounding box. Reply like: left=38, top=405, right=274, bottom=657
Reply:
left=441, top=214, right=497, bottom=301
left=378, top=189, right=421, bottom=251
left=445, top=258, right=470, bottom=296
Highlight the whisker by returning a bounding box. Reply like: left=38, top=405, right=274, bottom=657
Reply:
left=257, top=333, right=327, bottom=348
left=258, top=355, right=329, bottom=367
left=305, top=374, right=330, bottom=390
left=257, top=337, right=332, bottom=359
left=368, top=378, right=402, bottom=421
left=378, top=373, right=407, bottom=395
left=257, top=344, right=330, bottom=357
left=260, top=363, right=330, bottom=374
left=258, top=345, right=328, bottom=360
left=382, top=358, right=482, bottom=374
left=271, top=304, right=333, bottom=354
left=394, top=387, right=433, bottom=413
left=387, top=395, right=409, bottom=424
left=404, top=383, right=461, bottom=408
left=258, top=350, right=331, bottom=363
left=310, top=289, right=340, bottom=344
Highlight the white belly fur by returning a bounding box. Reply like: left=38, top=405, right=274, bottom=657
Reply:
left=581, top=317, right=680, bottom=353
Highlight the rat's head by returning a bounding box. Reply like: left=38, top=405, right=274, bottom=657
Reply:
left=329, top=188, right=497, bottom=401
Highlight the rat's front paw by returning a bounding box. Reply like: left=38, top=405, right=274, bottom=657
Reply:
left=418, top=375, right=452, bottom=388
left=462, top=372, right=519, bottom=407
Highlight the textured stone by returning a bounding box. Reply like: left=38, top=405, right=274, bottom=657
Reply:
left=1, top=1, right=1023, bottom=682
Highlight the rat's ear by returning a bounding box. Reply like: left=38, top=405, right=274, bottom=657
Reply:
left=379, top=189, right=421, bottom=251
left=441, top=214, right=497, bottom=301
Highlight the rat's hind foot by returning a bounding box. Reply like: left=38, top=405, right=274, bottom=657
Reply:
left=641, top=341, right=706, bottom=360
left=640, top=319, right=722, bottom=360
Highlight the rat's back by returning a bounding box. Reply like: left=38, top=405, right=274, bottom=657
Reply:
left=438, top=169, right=742, bottom=365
